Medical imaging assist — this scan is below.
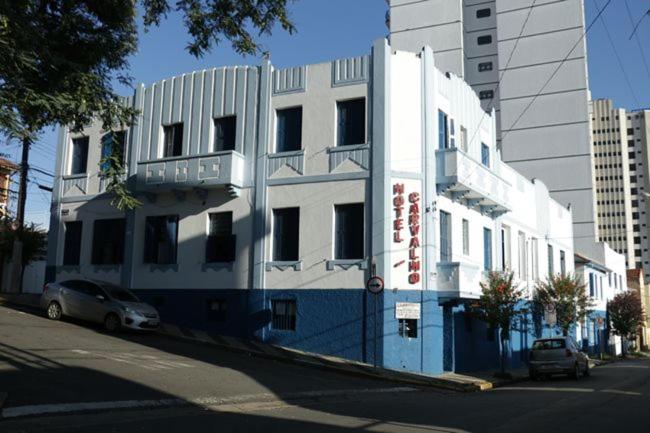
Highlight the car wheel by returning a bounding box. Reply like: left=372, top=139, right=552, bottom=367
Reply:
left=104, top=313, right=121, bottom=332
left=583, top=361, right=590, bottom=377
left=46, top=301, right=62, bottom=320
left=572, top=363, right=580, bottom=380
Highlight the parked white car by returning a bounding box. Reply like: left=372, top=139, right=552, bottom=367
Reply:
left=529, top=336, right=590, bottom=380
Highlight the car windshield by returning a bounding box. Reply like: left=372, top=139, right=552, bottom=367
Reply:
left=96, top=282, right=140, bottom=303
left=532, top=339, right=566, bottom=350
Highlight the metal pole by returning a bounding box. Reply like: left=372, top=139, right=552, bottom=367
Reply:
left=373, top=294, right=378, bottom=368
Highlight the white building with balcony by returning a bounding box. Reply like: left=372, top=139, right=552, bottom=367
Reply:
left=46, top=39, right=574, bottom=374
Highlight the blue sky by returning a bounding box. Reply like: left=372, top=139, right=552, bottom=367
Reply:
left=16, top=0, right=650, bottom=228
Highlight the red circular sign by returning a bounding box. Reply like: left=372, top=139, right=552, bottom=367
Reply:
left=366, top=276, right=384, bottom=294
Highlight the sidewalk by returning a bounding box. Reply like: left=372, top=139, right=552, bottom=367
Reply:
left=0, top=292, right=517, bottom=392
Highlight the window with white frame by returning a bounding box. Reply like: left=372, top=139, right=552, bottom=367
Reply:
left=276, top=107, right=302, bottom=152
left=70, top=137, right=89, bottom=175
left=501, top=225, right=511, bottom=271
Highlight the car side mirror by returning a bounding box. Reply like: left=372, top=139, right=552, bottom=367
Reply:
left=96, top=295, right=105, bottom=302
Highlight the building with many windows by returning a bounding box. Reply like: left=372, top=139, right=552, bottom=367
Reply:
left=389, top=0, right=603, bottom=263
left=47, top=39, right=575, bottom=375
left=590, top=99, right=650, bottom=278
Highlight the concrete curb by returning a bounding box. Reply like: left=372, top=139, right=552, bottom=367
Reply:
left=157, top=323, right=493, bottom=392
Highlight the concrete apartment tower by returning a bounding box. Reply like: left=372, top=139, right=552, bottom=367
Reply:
left=590, top=99, right=650, bottom=277
left=389, top=0, right=598, bottom=256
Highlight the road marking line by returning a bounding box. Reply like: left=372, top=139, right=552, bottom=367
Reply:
left=0, top=387, right=417, bottom=419
left=494, top=387, right=595, bottom=393
left=600, top=389, right=643, bottom=396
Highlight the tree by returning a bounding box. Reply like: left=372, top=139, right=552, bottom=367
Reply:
left=608, top=291, right=645, bottom=356
left=468, top=271, right=525, bottom=375
left=0, top=218, right=47, bottom=288
left=0, top=0, right=296, bottom=213
left=534, top=274, right=594, bottom=336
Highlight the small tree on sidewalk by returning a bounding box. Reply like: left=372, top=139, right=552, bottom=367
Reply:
left=469, top=271, right=524, bottom=375
left=534, top=274, right=593, bottom=336
left=608, top=291, right=645, bottom=357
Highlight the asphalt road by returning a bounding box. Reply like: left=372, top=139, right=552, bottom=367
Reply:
left=1, top=303, right=650, bottom=433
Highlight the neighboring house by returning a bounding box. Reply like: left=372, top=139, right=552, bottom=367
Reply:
left=47, top=39, right=575, bottom=375
left=627, top=269, right=650, bottom=350
left=0, top=158, right=18, bottom=217
left=574, top=246, right=628, bottom=357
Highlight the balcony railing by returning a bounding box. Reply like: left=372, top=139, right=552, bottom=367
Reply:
left=437, top=261, right=485, bottom=301
left=436, top=148, right=510, bottom=217
left=136, top=151, right=245, bottom=192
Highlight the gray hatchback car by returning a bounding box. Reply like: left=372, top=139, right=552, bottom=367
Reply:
left=41, top=279, right=160, bottom=332
left=529, top=336, right=590, bottom=380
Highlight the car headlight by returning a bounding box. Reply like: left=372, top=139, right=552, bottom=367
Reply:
left=123, top=307, right=141, bottom=316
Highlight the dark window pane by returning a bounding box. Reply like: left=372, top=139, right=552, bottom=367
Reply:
left=206, top=212, right=236, bottom=262
left=477, top=35, right=492, bottom=45
left=335, top=203, right=364, bottom=259
left=273, top=208, right=299, bottom=261
left=70, top=137, right=89, bottom=175
left=478, top=61, right=493, bottom=72
left=398, top=319, right=418, bottom=338
left=337, top=99, right=366, bottom=146
left=438, top=110, right=448, bottom=149
left=440, top=211, right=452, bottom=261
left=214, top=116, right=237, bottom=151
left=206, top=299, right=227, bottom=322
left=92, top=218, right=126, bottom=265
left=476, top=8, right=491, bottom=18
left=100, top=131, right=126, bottom=173
left=483, top=228, right=492, bottom=270
left=63, top=221, right=83, bottom=265
left=271, top=299, right=296, bottom=330
left=276, top=107, right=302, bottom=152
left=163, top=123, right=183, bottom=157
left=144, top=215, right=179, bottom=264
left=481, top=143, right=490, bottom=167
left=479, top=90, right=494, bottom=100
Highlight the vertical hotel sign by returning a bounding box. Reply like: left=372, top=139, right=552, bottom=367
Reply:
left=392, top=179, right=422, bottom=289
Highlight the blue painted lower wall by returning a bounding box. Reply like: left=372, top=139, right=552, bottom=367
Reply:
left=132, top=288, right=445, bottom=375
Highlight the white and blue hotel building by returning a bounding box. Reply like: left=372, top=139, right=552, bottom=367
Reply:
left=48, top=39, right=596, bottom=374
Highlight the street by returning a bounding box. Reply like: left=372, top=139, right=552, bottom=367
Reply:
left=1, top=303, right=649, bottom=433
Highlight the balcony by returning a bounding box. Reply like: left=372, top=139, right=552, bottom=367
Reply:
left=436, top=261, right=485, bottom=301
left=136, top=151, right=245, bottom=194
left=436, top=148, right=510, bottom=217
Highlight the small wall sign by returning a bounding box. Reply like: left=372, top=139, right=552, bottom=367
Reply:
left=395, top=302, right=421, bottom=320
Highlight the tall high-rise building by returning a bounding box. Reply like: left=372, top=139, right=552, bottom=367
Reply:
left=590, top=99, right=650, bottom=278
left=389, top=0, right=599, bottom=257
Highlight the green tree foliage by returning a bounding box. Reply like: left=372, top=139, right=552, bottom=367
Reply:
left=0, top=219, right=47, bottom=267
left=534, top=274, right=594, bottom=336
left=468, top=271, right=525, bottom=374
left=0, top=0, right=295, bottom=209
left=608, top=291, right=645, bottom=341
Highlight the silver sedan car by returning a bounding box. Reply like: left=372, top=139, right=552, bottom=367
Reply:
left=529, top=336, right=590, bottom=380
left=41, top=279, right=160, bottom=332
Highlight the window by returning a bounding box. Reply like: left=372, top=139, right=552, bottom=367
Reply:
left=63, top=221, right=83, bottom=266
left=547, top=244, right=554, bottom=276
left=206, top=299, right=227, bottom=322
left=337, top=99, right=365, bottom=146
left=501, top=225, right=511, bottom=270
left=398, top=319, right=418, bottom=338
left=449, top=118, right=456, bottom=148
left=438, top=110, right=449, bottom=149
left=206, top=212, right=236, bottom=262
left=459, top=126, right=468, bottom=152
left=483, top=228, right=492, bottom=271
left=477, top=35, right=492, bottom=45
left=214, top=116, right=236, bottom=152
left=589, top=273, right=595, bottom=297
left=276, top=107, right=302, bottom=152
left=478, top=61, right=493, bottom=72
left=91, top=218, right=126, bottom=265
left=560, top=250, right=566, bottom=276
left=144, top=215, right=179, bottom=264
left=163, top=123, right=183, bottom=157
left=476, top=8, right=491, bottom=18
left=70, top=137, right=89, bottom=175
left=479, top=90, right=494, bottom=100
left=334, top=203, right=364, bottom=260
left=462, top=219, right=470, bottom=255
left=481, top=143, right=490, bottom=167
left=518, top=231, right=527, bottom=280
left=272, top=208, right=299, bottom=261
left=271, top=300, right=296, bottom=331
left=100, top=131, right=126, bottom=173
left=440, top=211, right=452, bottom=261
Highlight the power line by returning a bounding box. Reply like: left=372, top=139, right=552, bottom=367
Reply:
left=624, top=0, right=650, bottom=81
left=502, top=0, right=613, bottom=138
left=592, top=0, right=640, bottom=108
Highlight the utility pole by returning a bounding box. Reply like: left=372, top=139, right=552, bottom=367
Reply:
left=15, top=136, right=30, bottom=230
